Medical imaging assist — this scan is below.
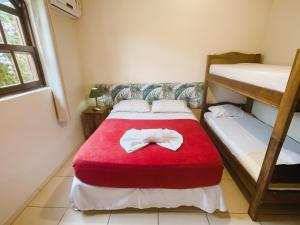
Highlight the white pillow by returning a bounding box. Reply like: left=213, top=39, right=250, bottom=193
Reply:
left=208, top=104, right=245, bottom=118
left=151, top=100, right=190, bottom=113
left=112, top=100, right=150, bottom=112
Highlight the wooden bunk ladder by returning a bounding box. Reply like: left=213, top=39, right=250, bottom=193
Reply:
left=249, top=49, right=300, bottom=219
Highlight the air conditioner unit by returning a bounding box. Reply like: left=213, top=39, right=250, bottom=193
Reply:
left=50, top=0, right=81, bottom=19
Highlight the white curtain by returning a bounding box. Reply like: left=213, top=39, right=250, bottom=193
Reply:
left=25, top=0, right=70, bottom=123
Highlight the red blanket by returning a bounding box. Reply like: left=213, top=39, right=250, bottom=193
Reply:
left=73, top=119, right=223, bottom=189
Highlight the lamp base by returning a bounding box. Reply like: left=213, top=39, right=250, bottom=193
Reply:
left=92, top=107, right=102, bottom=112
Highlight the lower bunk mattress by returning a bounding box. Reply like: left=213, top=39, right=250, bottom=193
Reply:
left=204, top=112, right=300, bottom=182
left=73, top=117, right=223, bottom=189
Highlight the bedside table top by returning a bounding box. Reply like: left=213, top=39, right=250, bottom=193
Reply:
left=82, top=106, right=109, bottom=115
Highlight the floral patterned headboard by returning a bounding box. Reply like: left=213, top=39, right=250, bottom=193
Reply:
left=95, top=82, right=204, bottom=109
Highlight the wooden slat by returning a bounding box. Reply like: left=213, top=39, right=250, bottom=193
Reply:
left=264, top=190, right=300, bottom=204
left=208, top=52, right=261, bottom=65
left=207, top=74, right=283, bottom=107
left=244, top=97, right=254, bottom=113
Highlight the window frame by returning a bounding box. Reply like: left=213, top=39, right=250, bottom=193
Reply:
left=0, top=0, right=45, bottom=97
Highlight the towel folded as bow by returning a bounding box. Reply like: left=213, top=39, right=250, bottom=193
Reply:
left=120, top=128, right=183, bottom=153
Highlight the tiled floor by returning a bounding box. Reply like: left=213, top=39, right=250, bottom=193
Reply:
left=11, top=155, right=300, bottom=225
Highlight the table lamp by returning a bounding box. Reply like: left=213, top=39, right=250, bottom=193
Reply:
left=89, top=87, right=104, bottom=111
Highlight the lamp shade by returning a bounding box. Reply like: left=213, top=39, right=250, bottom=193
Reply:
left=89, top=87, right=103, bottom=98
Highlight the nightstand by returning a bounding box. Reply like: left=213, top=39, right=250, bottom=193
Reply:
left=81, top=107, right=109, bottom=139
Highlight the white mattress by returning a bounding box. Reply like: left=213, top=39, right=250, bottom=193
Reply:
left=209, top=63, right=291, bottom=92
left=70, top=110, right=225, bottom=213
left=204, top=112, right=300, bottom=181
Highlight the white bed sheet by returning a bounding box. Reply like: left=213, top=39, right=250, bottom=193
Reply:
left=204, top=112, right=300, bottom=181
left=209, top=63, right=291, bottom=92
left=70, top=110, right=226, bottom=213
left=107, top=111, right=198, bottom=120
left=71, top=177, right=226, bottom=213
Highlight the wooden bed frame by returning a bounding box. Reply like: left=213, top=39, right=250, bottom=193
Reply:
left=200, top=50, right=300, bottom=220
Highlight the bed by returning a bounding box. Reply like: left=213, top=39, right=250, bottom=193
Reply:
left=204, top=112, right=300, bottom=182
left=209, top=63, right=291, bottom=92
left=201, top=50, right=300, bottom=219
left=71, top=109, right=226, bottom=213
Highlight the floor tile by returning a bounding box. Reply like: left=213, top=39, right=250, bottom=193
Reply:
left=222, top=168, right=233, bottom=180
left=207, top=213, right=260, bottom=225
left=259, top=214, right=300, bottom=225
left=221, top=179, right=249, bottom=213
left=56, top=158, right=74, bottom=177
left=30, top=177, right=73, bottom=207
left=109, top=211, right=158, bottom=225
left=159, top=206, right=203, bottom=212
left=159, top=212, right=208, bottom=225
left=12, top=207, right=66, bottom=225
left=112, top=208, right=158, bottom=213
left=58, top=208, right=110, bottom=225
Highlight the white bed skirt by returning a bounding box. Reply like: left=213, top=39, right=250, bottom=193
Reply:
left=70, top=177, right=226, bottom=213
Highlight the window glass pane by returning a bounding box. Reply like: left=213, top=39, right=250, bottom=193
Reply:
left=15, top=52, right=39, bottom=83
left=0, top=0, right=15, bottom=9
left=0, top=10, right=25, bottom=45
left=0, top=51, right=20, bottom=87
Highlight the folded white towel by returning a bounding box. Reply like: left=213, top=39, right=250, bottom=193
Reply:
left=120, top=129, right=183, bottom=153
left=141, top=129, right=164, bottom=143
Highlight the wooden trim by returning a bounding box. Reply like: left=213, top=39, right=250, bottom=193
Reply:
left=0, top=21, right=7, bottom=44
left=0, top=80, right=43, bottom=95
left=21, top=1, right=45, bottom=85
left=264, top=190, right=300, bottom=204
left=0, top=4, right=19, bottom=16
left=0, top=44, right=35, bottom=52
left=11, top=50, right=24, bottom=84
left=207, top=74, right=283, bottom=107
left=0, top=0, right=45, bottom=97
left=207, top=52, right=261, bottom=65
left=200, top=55, right=211, bottom=123
left=244, top=97, right=254, bottom=113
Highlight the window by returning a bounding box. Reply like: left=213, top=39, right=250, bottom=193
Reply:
left=0, top=0, right=44, bottom=96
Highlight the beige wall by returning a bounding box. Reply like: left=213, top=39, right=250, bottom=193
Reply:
left=0, top=7, right=85, bottom=225
left=78, top=0, right=272, bottom=93
left=255, top=0, right=300, bottom=142
left=1, top=0, right=299, bottom=224
left=262, top=0, right=300, bottom=65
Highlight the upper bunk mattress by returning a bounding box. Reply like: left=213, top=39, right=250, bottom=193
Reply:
left=204, top=112, right=300, bottom=181
left=209, top=63, right=291, bottom=92
left=73, top=112, right=223, bottom=189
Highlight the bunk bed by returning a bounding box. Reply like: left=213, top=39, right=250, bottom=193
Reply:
left=200, top=50, right=300, bottom=220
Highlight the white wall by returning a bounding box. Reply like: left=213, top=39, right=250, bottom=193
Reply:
left=78, top=0, right=273, bottom=93
left=1, top=0, right=298, bottom=224
left=262, top=0, right=300, bottom=65
left=252, top=0, right=300, bottom=142
left=0, top=7, right=85, bottom=225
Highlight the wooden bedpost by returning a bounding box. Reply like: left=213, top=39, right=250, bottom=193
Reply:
left=244, top=97, right=254, bottom=113
left=200, top=55, right=212, bottom=124
left=249, top=49, right=300, bottom=220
